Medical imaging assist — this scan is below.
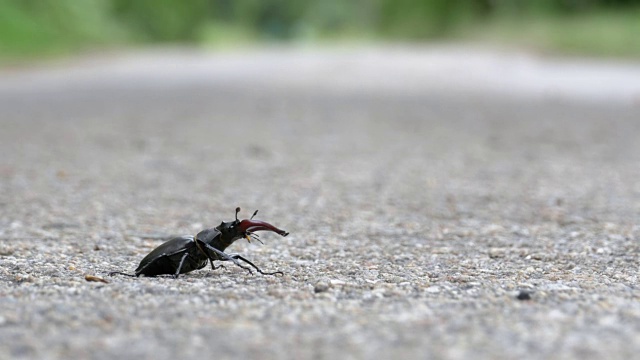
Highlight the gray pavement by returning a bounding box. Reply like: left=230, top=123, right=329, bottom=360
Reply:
left=1, top=46, right=639, bottom=359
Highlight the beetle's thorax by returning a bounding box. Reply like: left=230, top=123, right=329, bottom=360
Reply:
left=194, top=221, right=243, bottom=252
left=215, top=220, right=245, bottom=250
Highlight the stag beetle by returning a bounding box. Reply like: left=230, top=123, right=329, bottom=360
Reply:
left=109, top=207, right=289, bottom=278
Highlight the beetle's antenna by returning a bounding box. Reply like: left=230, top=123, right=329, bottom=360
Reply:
left=235, top=207, right=241, bottom=221
left=251, top=210, right=259, bottom=220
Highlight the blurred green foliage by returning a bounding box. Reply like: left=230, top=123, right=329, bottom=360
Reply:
left=0, top=0, right=639, bottom=58
left=0, top=0, right=124, bottom=56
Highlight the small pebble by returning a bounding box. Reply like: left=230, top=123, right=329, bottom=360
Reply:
left=488, top=248, right=506, bottom=258
left=85, top=275, right=109, bottom=284
left=516, top=290, right=532, bottom=301
left=314, top=281, right=329, bottom=293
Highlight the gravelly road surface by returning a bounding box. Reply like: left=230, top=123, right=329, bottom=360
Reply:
left=1, top=47, right=639, bottom=360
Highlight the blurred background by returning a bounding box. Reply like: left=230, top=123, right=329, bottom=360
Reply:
left=1, top=0, right=639, bottom=60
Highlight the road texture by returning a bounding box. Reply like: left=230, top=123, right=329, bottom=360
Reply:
left=1, top=46, right=639, bottom=359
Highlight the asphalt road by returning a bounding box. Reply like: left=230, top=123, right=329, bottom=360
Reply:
left=1, top=46, right=639, bottom=359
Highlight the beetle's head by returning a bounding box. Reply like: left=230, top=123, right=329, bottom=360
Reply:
left=218, top=207, right=289, bottom=244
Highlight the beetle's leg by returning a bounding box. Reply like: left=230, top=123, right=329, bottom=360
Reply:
left=108, top=271, right=137, bottom=277
left=225, top=253, right=283, bottom=276
left=193, top=239, right=225, bottom=272
left=208, top=259, right=226, bottom=271
left=173, top=252, right=190, bottom=279
left=200, top=243, right=253, bottom=275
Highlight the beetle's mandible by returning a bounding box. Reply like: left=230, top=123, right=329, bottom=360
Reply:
left=109, top=207, right=289, bottom=278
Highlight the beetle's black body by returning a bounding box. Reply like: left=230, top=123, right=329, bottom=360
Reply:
left=132, top=235, right=207, bottom=277
left=109, top=208, right=289, bottom=278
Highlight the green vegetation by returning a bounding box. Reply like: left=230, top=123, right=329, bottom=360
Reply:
left=0, top=0, right=639, bottom=59
left=460, top=8, right=640, bottom=57
left=0, top=0, right=124, bottom=57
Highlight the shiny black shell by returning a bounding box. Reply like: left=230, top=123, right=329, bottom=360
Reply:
left=134, top=235, right=208, bottom=276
